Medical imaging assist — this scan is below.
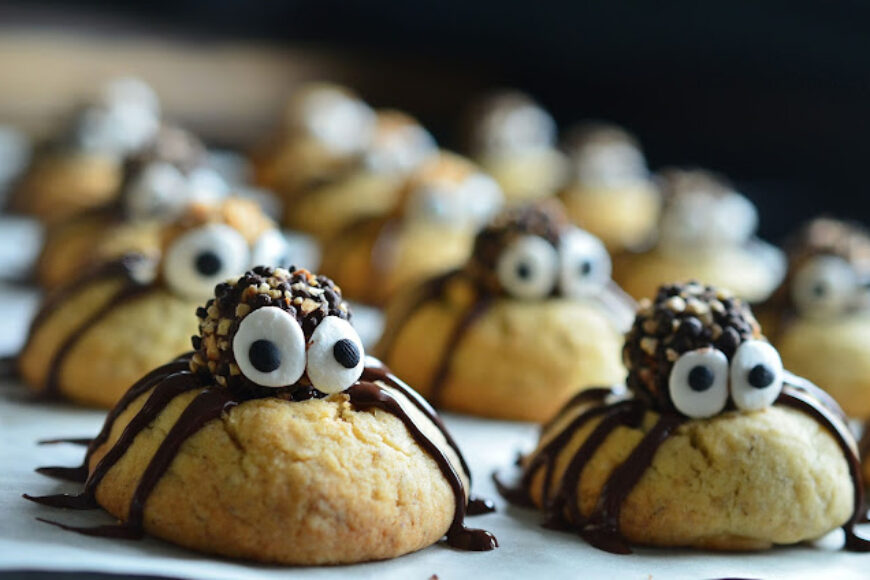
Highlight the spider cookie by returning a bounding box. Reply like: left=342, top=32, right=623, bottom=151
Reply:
left=18, top=198, right=298, bottom=408
left=319, top=151, right=504, bottom=306
left=377, top=201, right=635, bottom=421
left=35, top=125, right=230, bottom=288
left=464, top=90, right=569, bottom=203
left=26, top=267, right=497, bottom=564
left=614, top=168, right=785, bottom=303
left=558, top=122, right=660, bottom=252
left=501, top=282, right=869, bottom=553
left=252, top=83, right=376, bottom=196
left=283, top=109, right=438, bottom=240
left=10, top=77, right=161, bottom=223
left=760, top=218, right=870, bottom=418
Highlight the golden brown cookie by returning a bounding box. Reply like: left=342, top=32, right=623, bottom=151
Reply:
left=558, top=122, right=660, bottom=252
left=320, top=151, right=504, bottom=306
left=26, top=267, right=496, bottom=564
left=612, top=168, right=785, bottom=303
left=760, top=218, right=870, bottom=418
left=377, top=201, right=634, bottom=421
left=10, top=78, right=161, bottom=223
left=18, top=198, right=290, bottom=407
left=283, top=110, right=437, bottom=241
left=501, top=282, right=868, bottom=553
left=464, top=91, right=569, bottom=203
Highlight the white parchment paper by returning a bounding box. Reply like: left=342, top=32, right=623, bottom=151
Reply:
left=1, top=222, right=869, bottom=579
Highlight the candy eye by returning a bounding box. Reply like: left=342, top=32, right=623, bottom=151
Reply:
left=185, top=167, right=230, bottom=205
left=306, top=317, right=365, bottom=394
left=668, top=348, right=729, bottom=418
left=458, top=173, right=504, bottom=227
left=729, top=340, right=783, bottom=412
left=125, top=162, right=188, bottom=220
left=233, top=307, right=306, bottom=387
left=163, top=224, right=251, bottom=300
left=791, top=256, right=856, bottom=319
left=408, top=185, right=462, bottom=224
left=250, top=230, right=291, bottom=269
left=496, top=235, right=559, bottom=300
left=559, top=227, right=611, bottom=299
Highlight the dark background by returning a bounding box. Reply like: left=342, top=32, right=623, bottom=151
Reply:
left=2, top=0, right=869, bottom=241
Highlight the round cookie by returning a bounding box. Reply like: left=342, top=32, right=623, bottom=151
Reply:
left=252, top=83, right=376, bottom=197
left=760, top=218, right=870, bottom=418
left=558, top=122, right=661, bottom=252
left=320, top=151, right=504, bottom=306
left=613, top=168, right=785, bottom=303
left=377, top=201, right=635, bottom=421
left=35, top=125, right=230, bottom=288
left=464, top=90, right=569, bottom=203
left=9, top=78, right=161, bottom=223
left=501, top=281, right=868, bottom=553
left=283, top=109, right=438, bottom=241
left=26, top=267, right=496, bottom=564
left=18, top=198, right=297, bottom=407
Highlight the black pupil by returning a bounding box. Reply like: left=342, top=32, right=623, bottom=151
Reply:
left=687, top=365, right=715, bottom=392
left=579, top=260, right=593, bottom=276
left=516, top=262, right=532, bottom=280
left=249, top=340, right=281, bottom=373
left=333, top=339, right=360, bottom=369
left=195, top=251, right=222, bottom=276
left=811, top=282, right=826, bottom=298
left=748, top=364, right=775, bottom=389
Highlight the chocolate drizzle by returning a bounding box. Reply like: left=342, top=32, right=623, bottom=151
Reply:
left=22, top=254, right=157, bottom=399
left=28, top=358, right=496, bottom=551
left=500, top=380, right=870, bottom=553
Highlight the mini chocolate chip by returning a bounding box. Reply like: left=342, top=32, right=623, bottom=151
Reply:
left=191, top=335, right=202, bottom=349
left=748, top=364, right=775, bottom=389
left=195, top=251, right=222, bottom=276
left=195, top=306, right=208, bottom=319
left=249, top=340, right=281, bottom=373
left=688, top=365, right=715, bottom=392
left=333, top=339, right=360, bottom=369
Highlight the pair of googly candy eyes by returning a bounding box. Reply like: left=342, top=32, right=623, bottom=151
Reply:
left=163, top=226, right=293, bottom=300
left=497, top=228, right=611, bottom=300
left=406, top=174, right=504, bottom=228
left=669, top=340, right=784, bottom=419
left=791, top=255, right=870, bottom=319
left=125, top=162, right=230, bottom=221
left=232, top=308, right=365, bottom=394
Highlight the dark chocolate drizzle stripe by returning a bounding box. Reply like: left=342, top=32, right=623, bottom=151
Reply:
left=41, top=283, right=154, bottom=398
left=26, top=255, right=145, bottom=339
left=580, top=413, right=682, bottom=554
left=39, top=438, right=92, bottom=446
left=26, top=371, right=202, bottom=511
left=346, top=380, right=497, bottom=551
left=377, top=269, right=460, bottom=360
left=35, top=356, right=193, bottom=483
left=502, top=380, right=870, bottom=553
left=540, top=387, right=613, bottom=433
left=361, top=359, right=472, bottom=483
left=776, top=385, right=870, bottom=551
left=427, top=295, right=493, bottom=407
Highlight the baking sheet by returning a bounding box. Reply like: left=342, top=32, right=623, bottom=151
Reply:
left=1, top=222, right=869, bottom=580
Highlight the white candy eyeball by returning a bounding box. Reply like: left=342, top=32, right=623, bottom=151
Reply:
left=250, top=229, right=292, bottom=269
left=304, top=93, right=376, bottom=155
left=125, top=162, right=188, bottom=220
left=408, top=184, right=463, bottom=224
left=458, top=173, right=504, bottom=228
left=791, top=255, right=857, bottom=319
left=185, top=167, right=230, bottom=205
left=558, top=227, right=611, bottom=299
left=306, top=316, right=365, bottom=394
left=163, top=224, right=251, bottom=300
left=365, top=124, right=437, bottom=174
left=668, top=348, right=729, bottom=418
left=730, top=340, right=783, bottom=412
left=233, top=306, right=306, bottom=387
left=496, top=235, right=559, bottom=300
